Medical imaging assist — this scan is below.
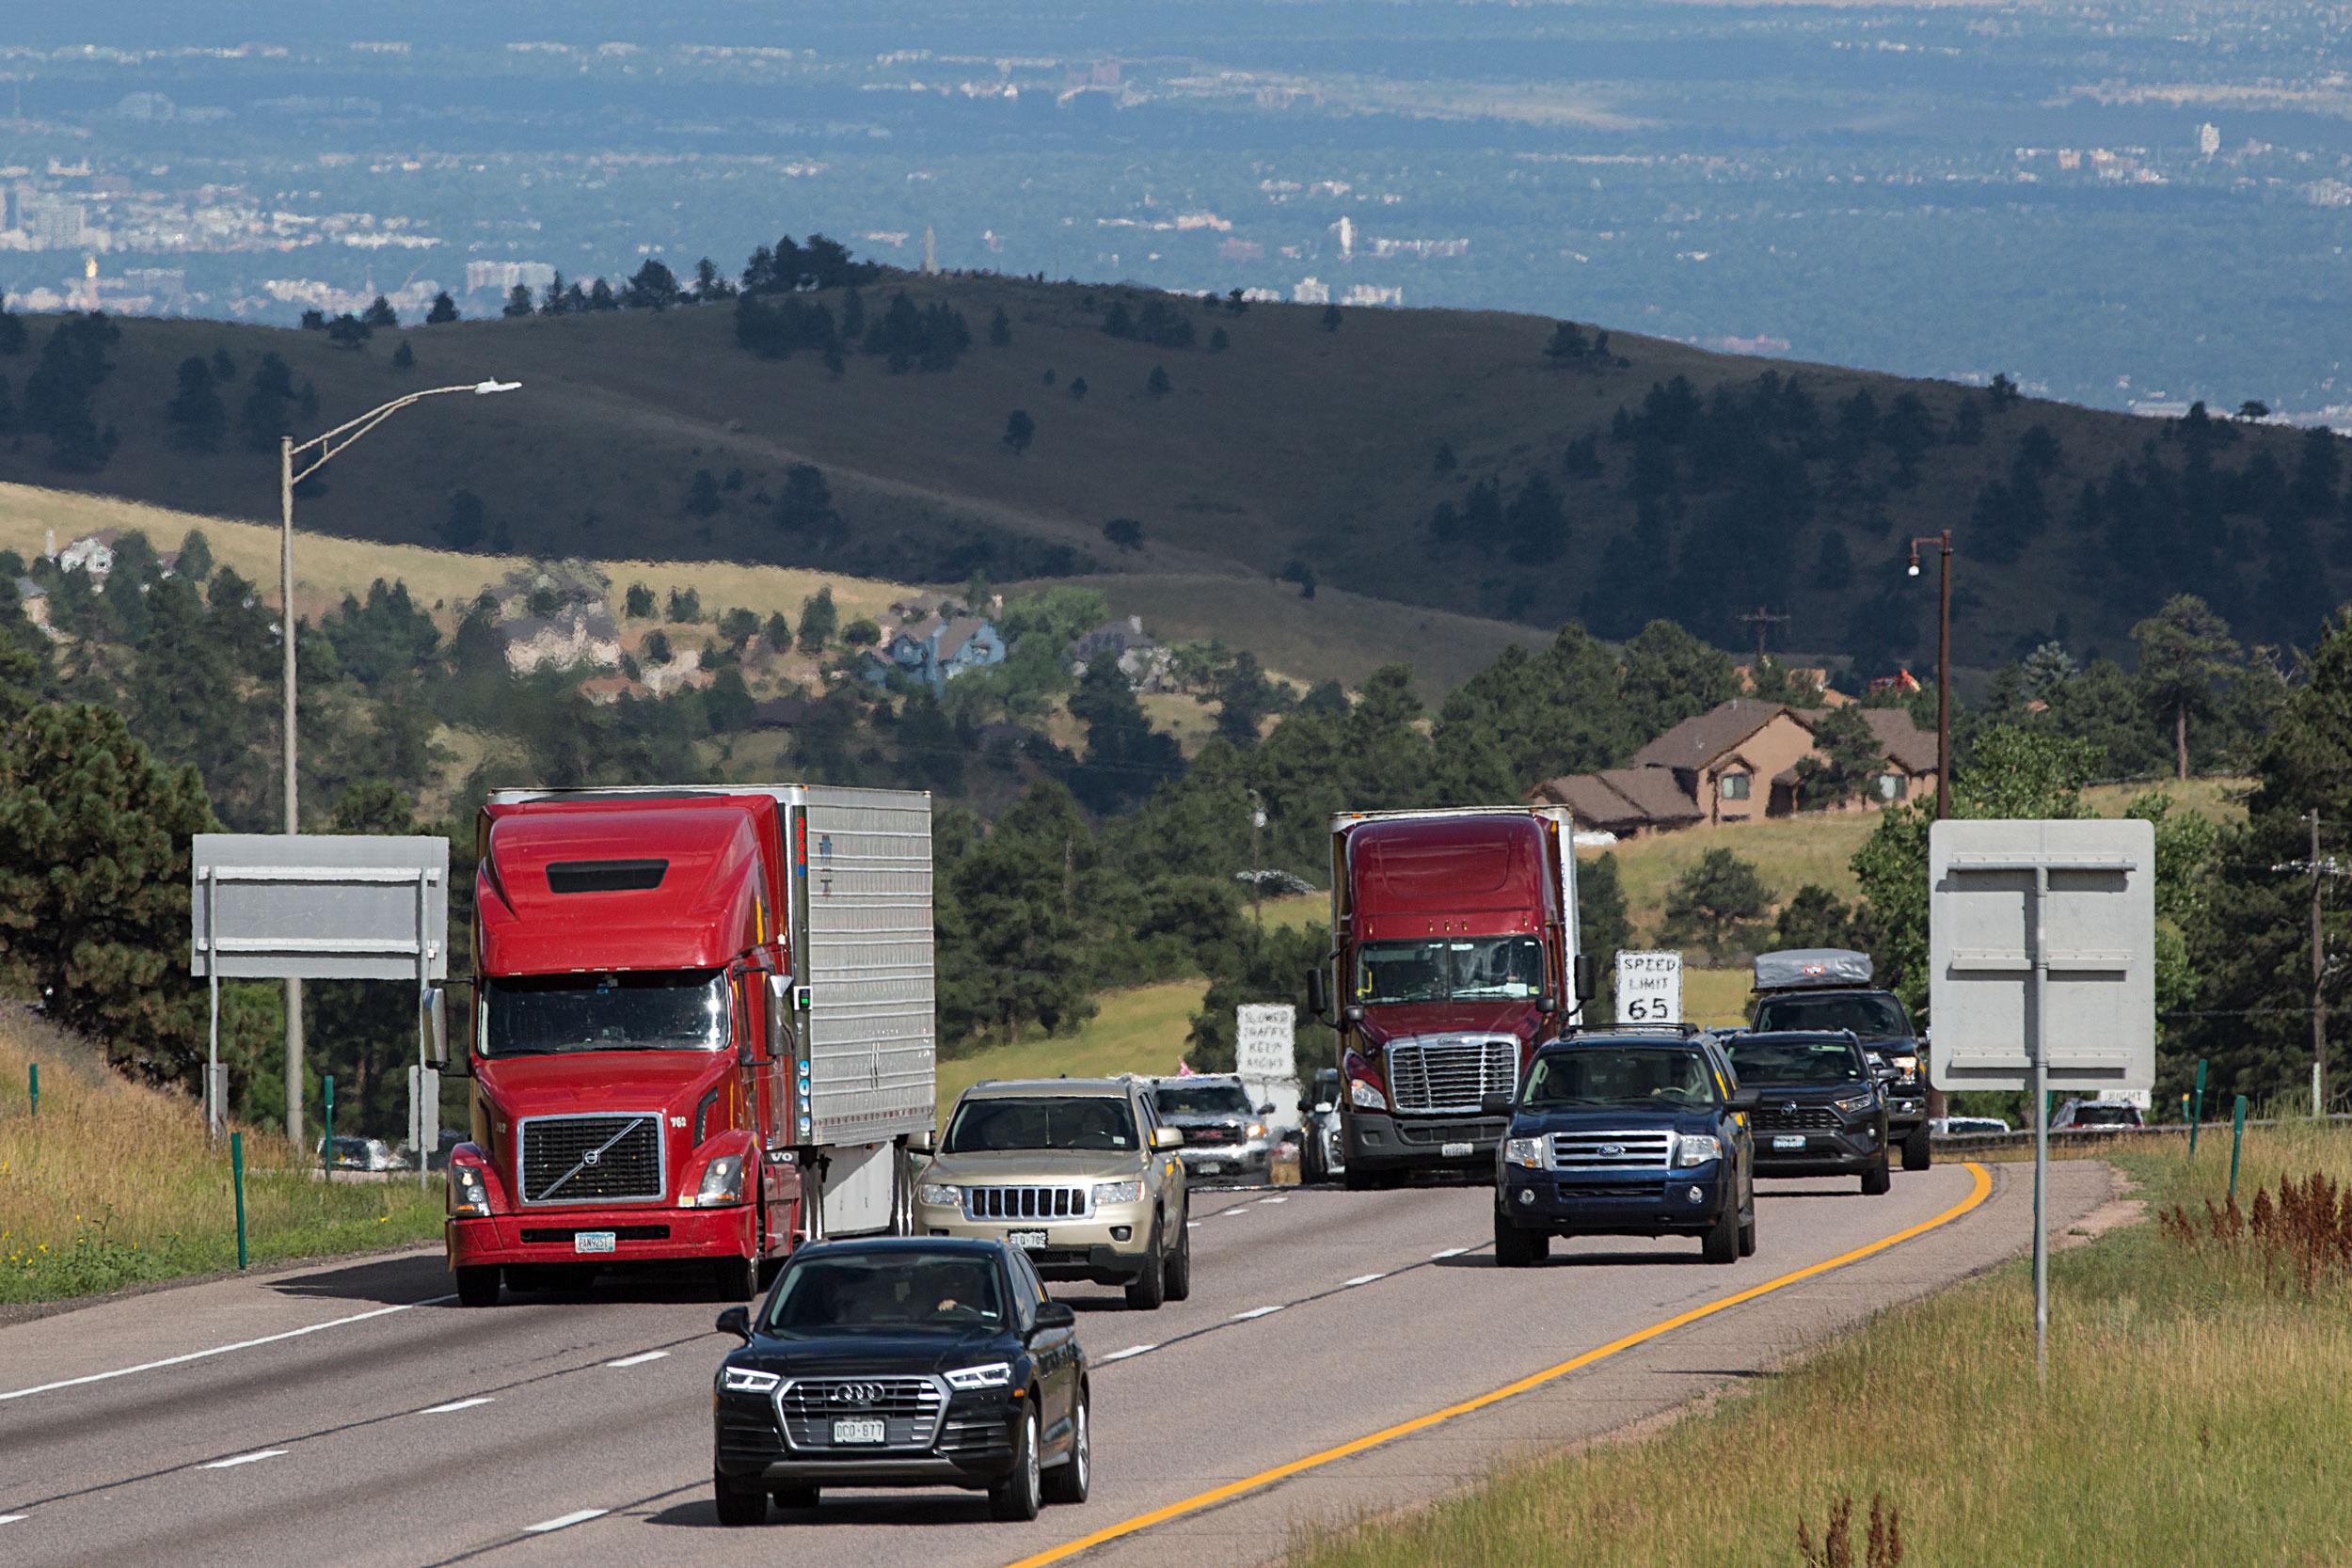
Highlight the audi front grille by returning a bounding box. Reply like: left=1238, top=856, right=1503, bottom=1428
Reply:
left=778, top=1376, right=946, bottom=1450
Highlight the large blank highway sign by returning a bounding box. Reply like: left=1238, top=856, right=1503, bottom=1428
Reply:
left=190, top=833, right=449, bottom=982
left=1929, top=818, right=2155, bottom=1094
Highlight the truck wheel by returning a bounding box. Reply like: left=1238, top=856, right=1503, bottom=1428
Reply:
left=1492, top=1205, right=1548, bottom=1267
left=1123, top=1226, right=1168, bottom=1310
left=1161, top=1209, right=1193, bottom=1303
left=712, top=1253, right=759, bottom=1301
left=1701, top=1203, right=1740, bottom=1264
left=454, top=1265, right=501, bottom=1307
left=1862, top=1157, right=1893, bottom=1196
left=1902, top=1123, right=1932, bottom=1172
left=714, top=1471, right=769, bottom=1527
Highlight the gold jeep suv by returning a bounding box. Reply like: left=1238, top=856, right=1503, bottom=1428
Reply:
left=914, top=1077, right=1191, bottom=1309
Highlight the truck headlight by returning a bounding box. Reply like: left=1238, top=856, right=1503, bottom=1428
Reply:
left=1835, top=1094, right=1877, bottom=1115
left=720, top=1366, right=780, bottom=1394
left=945, top=1361, right=1012, bottom=1391
left=1502, top=1136, right=1547, bottom=1169
left=448, top=1164, right=490, bottom=1217
left=1093, top=1180, right=1142, bottom=1207
left=917, top=1182, right=961, bottom=1210
left=693, top=1154, right=745, bottom=1207
left=1244, top=1122, right=1266, bottom=1141
left=1676, top=1135, right=1723, bottom=1167
left=1349, top=1077, right=1387, bottom=1111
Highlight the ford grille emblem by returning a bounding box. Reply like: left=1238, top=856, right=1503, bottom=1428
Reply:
left=1599, top=1144, right=1625, bottom=1158
left=832, top=1383, right=882, bottom=1406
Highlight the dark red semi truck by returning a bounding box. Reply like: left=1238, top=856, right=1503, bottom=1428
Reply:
left=440, top=784, right=937, bottom=1306
left=1307, top=807, right=1591, bottom=1188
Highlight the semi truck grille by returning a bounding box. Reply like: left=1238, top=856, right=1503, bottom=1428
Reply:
left=964, top=1185, right=1091, bottom=1220
left=780, top=1377, right=945, bottom=1450
left=1549, top=1130, right=1675, bottom=1169
left=1387, top=1037, right=1518, bottom=1114
left=517, top=1113, right=664, bottom=1205
left=1753, top=1105, right=1842, bottom=1132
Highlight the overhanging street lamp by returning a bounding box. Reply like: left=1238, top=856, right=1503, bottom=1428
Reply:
left=1906, top=531, right=1953, bottom=823
left=277, top=379, right=519, bottom=1149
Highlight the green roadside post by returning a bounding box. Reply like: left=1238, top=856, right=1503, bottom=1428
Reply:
left=26, top=1063, right=35, bottom=1117
left=2183, top=1062, right=2201, bottom=1161
left=230, top=1132, right=249, bottom=1270
left=2228, top=1095, right=2248, bottom=1202
left=322, top=1074, right=335, bottom=1181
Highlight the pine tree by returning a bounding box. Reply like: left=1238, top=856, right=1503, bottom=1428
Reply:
left=797, top=587, right=838, bottom=653
left=989, top=306, right=1011, bottom=346
left=165, top=356, right=227, bottom=452
left=362, top=294, right=399, bottom=328
left=390, top=341, right=415, bottom=371
left=1002, top=409, right=1036, bottom=454
left=1321, top=304, right=1343, bottom=332
left=2133, top=594, right=2241, bottom=780
left=685, top=467, right=722, bottom=518
left=1146, top=366, right=1170, bottom=397
left=502, top=285, right=534, bottom=318
left=425, top=292, right=459, bottom=325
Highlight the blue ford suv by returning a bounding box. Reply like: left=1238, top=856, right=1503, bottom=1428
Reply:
left=1494, top=1029, right=1759, bottom=1267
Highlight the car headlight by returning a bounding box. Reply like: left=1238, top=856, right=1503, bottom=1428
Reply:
left=1676, top=1134, right=1723, bottom=1166
left=1093, top=1180, right=1143, bottom=1207
left=1245, top=1122, right=1266, bottom=1141
left=917, top=1182, right=962, bottom=1210
left=1502, top=1136, right=1547, bottom=1169
left=693, top=1154, right=745, bottom=1207
left=1893, top=1055, right=1918, bottom=1075
left=945, top=1361, right=1012, bottom=1391
left=448, top=1164, right=490, bottom=1217
left=720, top=1366, right=780, bottom=1394
left=1349, top=1076, right=1387, bottom=1111
left=1835, top=1094, right=1877, bottom=1115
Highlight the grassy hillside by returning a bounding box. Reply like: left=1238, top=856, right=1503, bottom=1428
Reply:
left=935, top=981, right=1206, bottom=1118
left=0, top=1007, right=443, bottom=1305
left=7, top=278, right=2342, bottom=675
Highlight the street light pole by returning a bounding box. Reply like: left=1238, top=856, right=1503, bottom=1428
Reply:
left=276, top=380, right=520, bottom=1151
left=1907, top=530, right=1954, bottom=1122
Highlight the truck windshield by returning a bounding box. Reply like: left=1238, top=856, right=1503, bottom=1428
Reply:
left=943, top=1098, right=1138, bottom=1153
left=1752, top=993, right=1911, bottom=1038
left=482, top=970, right=730, bottom=1056
left=1355, top=936, right=1545, bottom=1004
left=1728, top=1037, right=1867, bottom=1086
left=1523, top=1048, right=1715, bottom=1109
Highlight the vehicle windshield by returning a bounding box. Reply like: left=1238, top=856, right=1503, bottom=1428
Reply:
left=2071, top=1105, right=2139, bottom=1126
left=763, top=1251, right=1006, bottom=1335
left=1728, top=1037, right=1868, bottom=1086
left=1354, top=936, right=1546, bottom=1004
left=1522, top=1047, right=1716, bottom=1109
left=943, top=1097, right=1137, bottom=1153
left=1152, top=1085, right=1251, bottom=1118
left=1752, top=992, right=1912, bottom=1038
left=482, top=970, right=729, bottom=1056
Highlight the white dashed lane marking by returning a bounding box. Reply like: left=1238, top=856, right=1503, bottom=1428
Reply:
left=1343, top=1273, right=1388, bottom=1287
left=524, top=1510, right=609, bottom=1534
left=0, top=1298, right=453, bottom=1403
left=202, top=1449, right=287, bottom=1469
left=1431, top=1247, right=1470, bottom=1259
left=1231, top=1305, right=1284, bottom=1322
left=1100, top=1345, right=1156, bottom=1363
left=421, top=1397, right=495, bottom=1414
left=0, top=1514, right=26, bottom=1525
left=606, top=1351, right=669, bottom=1369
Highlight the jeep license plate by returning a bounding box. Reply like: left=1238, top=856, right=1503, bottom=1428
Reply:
left=572, top=1230, right=616, bottom=1254
left=1772, top=1135, right=1807, bottom=1151
left=1194, top=1162, right=1222, bottom=1176
left=832, top=1418, right=886, bottom=1445
left=1441, top=1141, right=1474, bottom=1159
left=1007, top=1229, right=1048, bottom=1249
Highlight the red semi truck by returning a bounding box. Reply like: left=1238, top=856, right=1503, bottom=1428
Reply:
left=1306, top=807, right=1590, bottom=1188
left=439, top=784, right=937, bottom=1306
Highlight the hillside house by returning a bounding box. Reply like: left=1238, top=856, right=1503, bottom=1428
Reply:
left=578, top=673, right=648, bottom=705
left=641, top=645, right=712, bottom=698
left=495, top=559, right=608, bottom=616
left=499, top=603, right=623, bottom=674
left=56, top=531, right=117, bottom=581
left=1531, top=698, right=1938, bottom=835
left=1070, top=615, right=1174, bottom=692
left=863, top=612, right=1006, bottom=689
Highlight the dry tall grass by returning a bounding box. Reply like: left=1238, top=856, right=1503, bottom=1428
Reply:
left=0, top=1006, right=443, bottom=1304
left=1288, top=1122, right=2352, bottom=1568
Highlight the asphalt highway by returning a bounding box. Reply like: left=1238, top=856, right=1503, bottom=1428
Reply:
left=0, top=1161, right=2110, bottom=1568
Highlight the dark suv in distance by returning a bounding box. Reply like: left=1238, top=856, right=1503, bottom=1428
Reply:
left=1493, top=1029, right=1759, bottom=1266
left=711, top=1237, right=1089, bottom=1526
left=1726, top=1031, right=1892, bottom=1195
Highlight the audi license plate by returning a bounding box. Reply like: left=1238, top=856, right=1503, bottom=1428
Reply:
left=573, top=1230, right=616, bottom=1254
left=832, top=1418, right=887, bottom=1445
left=1007, top=1229, right=1048, bottom=1249
left=1772, top=1135, right=1807, bottom=1151
left=1441, top=1141, right=1474, bottom=1159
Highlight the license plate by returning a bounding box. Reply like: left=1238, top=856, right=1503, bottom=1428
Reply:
left=573, top=1230, right=616, bottom=1254
left=1195, top=1162, right=1222, bottom=1176
left=1441, top=1141, right=1474, bottom=1159
left=1772, top=1135, right=1807, bottom=1151
left=1007, top=1229, right=1048, bottom=1249
left=832, top=1418, right=886, bottom=1445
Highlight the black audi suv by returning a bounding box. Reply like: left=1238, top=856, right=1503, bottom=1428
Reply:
left=711, top=1236, right=1089, bottom=1524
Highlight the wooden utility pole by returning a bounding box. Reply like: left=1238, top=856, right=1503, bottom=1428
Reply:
left=1738, top=606, right=1790, bottom=669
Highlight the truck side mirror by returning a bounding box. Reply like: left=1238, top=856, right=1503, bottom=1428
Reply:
left=1573, top=954, right=1597, bottom=1003
left=1343, top=1004, right=1364, bottom=1024
left=1305, top=969, right=1327, bottom=1020
left=763, top=973, right=792, bottom=1065
left=1727, top=1086, right=1761, bottom=1112
left=426, top=987, right=449, bottom=1066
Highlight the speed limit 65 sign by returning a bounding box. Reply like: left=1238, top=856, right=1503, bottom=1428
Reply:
left=1614, top=951, right=1682, bottom=1024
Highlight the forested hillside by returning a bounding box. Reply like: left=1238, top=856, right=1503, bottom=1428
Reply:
left=3, top=246, right=2346, bottom=676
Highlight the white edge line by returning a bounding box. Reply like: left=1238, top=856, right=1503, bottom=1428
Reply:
left=421, top=1397, right=495, bottom=1414
left=1231, top=1305, right=1284, bottom=1321
left=202, top=1449, right=288, bottom=1469
left=1100, top=1344, right=1156, bottom=1362
left=0, top=1297, right=453, bottom=1403
left=1431, top=1246, right=1469, bottom=1259
left=0, top=1514, right=27, bottom=1525
left=1343, top=1272, right=1388, bottom=1287
left=525, top=1509, right=610, bottom=1533
left=607, top=1350, right=670, bottom=1369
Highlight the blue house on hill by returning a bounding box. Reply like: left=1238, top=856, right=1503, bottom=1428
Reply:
left=862, top=611, right=1007, bottom=690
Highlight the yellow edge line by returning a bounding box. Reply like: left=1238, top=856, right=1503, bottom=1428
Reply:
left=1005, top=1161, right=1995, bottom=1568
